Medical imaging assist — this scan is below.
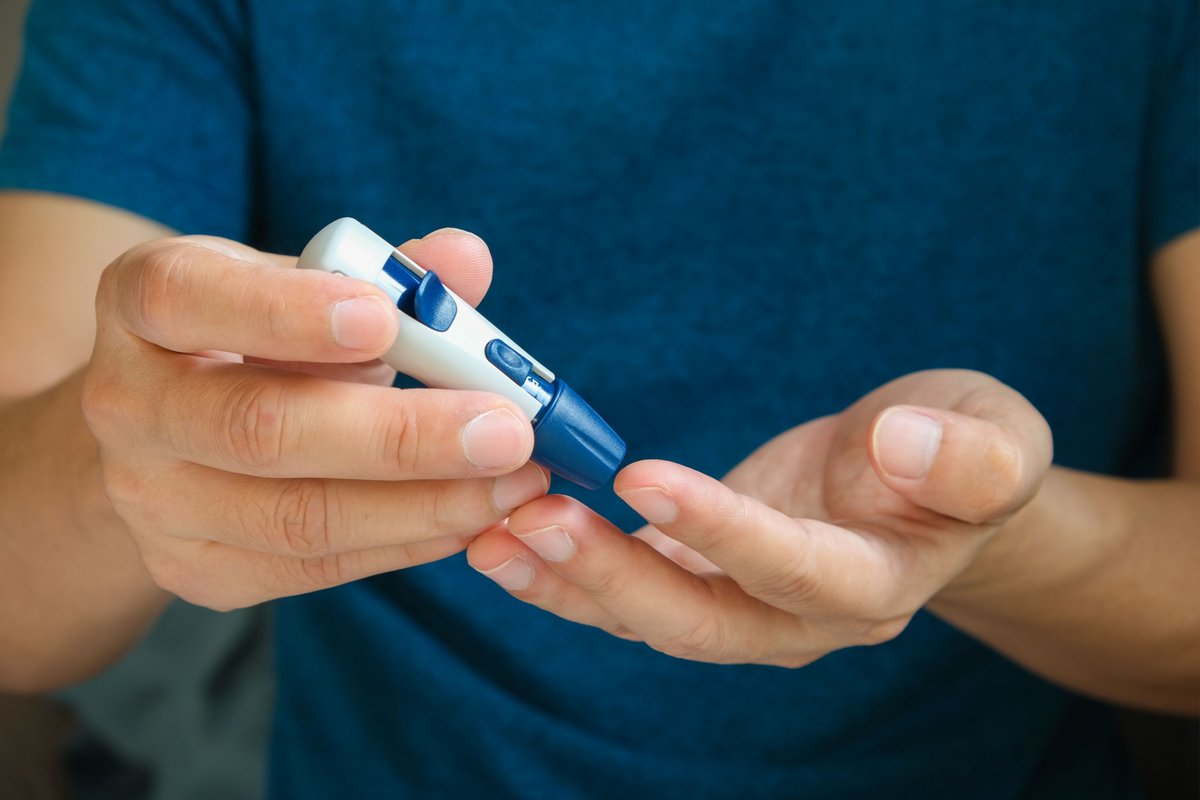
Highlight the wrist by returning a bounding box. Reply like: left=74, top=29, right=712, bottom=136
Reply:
left=927, top=466, right=1123, bottom=616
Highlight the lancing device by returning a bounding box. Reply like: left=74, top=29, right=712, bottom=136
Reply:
left=299, top=218, right=626, bottom=489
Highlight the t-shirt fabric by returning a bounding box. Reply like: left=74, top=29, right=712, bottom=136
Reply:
left=2, top=1, right=1197, bottom=798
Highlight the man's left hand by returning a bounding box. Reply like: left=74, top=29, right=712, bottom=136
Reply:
left=467, top=369, right=1052, bottom=666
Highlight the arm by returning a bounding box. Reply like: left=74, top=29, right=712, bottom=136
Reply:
left=926, top=230, right=1200, bottom=714
left=0, top=192, right=174, bottom=692
left=466, top=234, right=1200, bottom=716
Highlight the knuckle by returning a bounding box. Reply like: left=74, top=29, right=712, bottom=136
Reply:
left=80, top=368, right=124, bottom=437
left=220, top=380, right=289, bottom=472
left=141, top=548, right=214, bottom=606
left=522, top=573, right=572, bottom=609
left=199, top=598, right=243, bottom=613
left=267, top=479, right=335, bottom=557
left=422, top=480, right=499, bottom=538
left=651, top=616, right=730, bottom=662
left=767, top=652, right=819, bottom=669
left=579, top=564, right=630, bottom=600
left=378, top=402, right=422, bottom=475
left=94, top=258, right=121, bottom=307
left=98, top=463, right=146, bottom=517
left=417, top=483, right=461, bottom=537
left=608, top=624, right=642, bottom=642
left=291, top=553, right=346, bottom=589
left=79, top=373, right=107, bottom=431
left=142, top=552, right=184, bottom=595
left=746, top=549, right=822, bottom=609
left=258, top=285, right=295, bottom=342
left=715, top=491, right=749, bottom=522
left=144, top=541, right=251, bottom=612
left=254, top=555, right=295, bottom=598
left=855, top=615, right=911, bottom=647
left=135, top=541, right=169, bottom=579
left=687, top=494, right=748, bottom=552
left=130, top=240, right=195, bottom=337
left=95, top=246, right=142, bottom=316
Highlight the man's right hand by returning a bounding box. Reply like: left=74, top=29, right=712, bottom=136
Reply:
left=81, top=229, right=548, bottom=610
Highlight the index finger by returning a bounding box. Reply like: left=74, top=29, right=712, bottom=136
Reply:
left=614, top=460, right=914, bottom=625
left=496, top=494, right=818, bottom=666
left=102, top=237, right=401, bottom=362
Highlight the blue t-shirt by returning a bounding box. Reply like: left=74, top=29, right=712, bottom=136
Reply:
left=3, top=2, right=1197, bottom=798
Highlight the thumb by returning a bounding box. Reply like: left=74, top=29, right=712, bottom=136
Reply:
left=867, top=402, right=1052, bottom=525
left=395, top=227, right=494, bottom=308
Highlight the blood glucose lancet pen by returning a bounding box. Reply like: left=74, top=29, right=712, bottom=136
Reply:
left=298, top=218, right=626, bottom=490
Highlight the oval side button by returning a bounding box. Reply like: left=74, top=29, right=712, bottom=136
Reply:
left=485, top=339, right=533, bottom=386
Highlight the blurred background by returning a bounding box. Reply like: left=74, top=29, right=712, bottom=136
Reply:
left=0, top=5, right=67, bottom=797
left=1, top=0, right=24, bottom=130
left=0, top=0, right=22, bottom=122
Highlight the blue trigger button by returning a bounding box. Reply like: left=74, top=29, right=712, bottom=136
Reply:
left=413, top=272, right=457, bottom=332
left=485, top=339, right=533, bottom=385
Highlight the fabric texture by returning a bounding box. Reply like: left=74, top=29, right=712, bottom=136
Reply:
left=2, top=1, right=1196, bottom=798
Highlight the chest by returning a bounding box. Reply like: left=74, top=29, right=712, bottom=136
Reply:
left=244, top=2, right=1163, bottom=519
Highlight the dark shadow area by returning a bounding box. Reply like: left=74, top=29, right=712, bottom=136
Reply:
left=1121, top=710, right=1200, bottom=800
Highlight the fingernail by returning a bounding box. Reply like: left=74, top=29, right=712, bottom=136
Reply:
left=514, top=525, right=575, bottom=562
left=331, top=296, right=396, bottom=350
left=874, top=407, right=943, bottom=479
left=492, top=463, right=548, bottom=510
left=462, top=408, right=529, bottom=469
left=618, top=486, right=677, bottom=524
left=477, top=554, right=533, bottom=591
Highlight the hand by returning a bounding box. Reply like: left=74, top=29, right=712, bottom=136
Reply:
left=82, top=229, right=549, bottom=610
left=467, top=370, right=1052, bottom=666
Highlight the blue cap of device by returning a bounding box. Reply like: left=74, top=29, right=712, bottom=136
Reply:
left=531, top=380, right=625, bottom=489
left=482, top=337, right=624, bottom=489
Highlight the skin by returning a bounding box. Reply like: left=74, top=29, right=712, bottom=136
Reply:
left=0, top=191, right=1196, bottom=716
left=0, top=192, right=548, bottom=690
left=466, top=231, right=1200, bottom=716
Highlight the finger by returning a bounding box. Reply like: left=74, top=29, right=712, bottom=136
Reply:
left=103, top=237, right=401, bottom=361
left=395, top=227, right=493, bottom=307
left=614, top=460, right=912, bottom=630
left=632, top=525, right=721, bottom=575
left=466, top=524, right=635, bottom=638
left=143, top=357, right=534, bottom=479
left=133, top=460, right=549, bottom=558
left=868, top=395, right=1052, bottom=525
left=186, top=235, right=296, bottom=268
left=140, top=531, right=471, bottom=611
left=495, top=495, right=817, bottom=665
left=243, top=356, right=397, bottom=386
